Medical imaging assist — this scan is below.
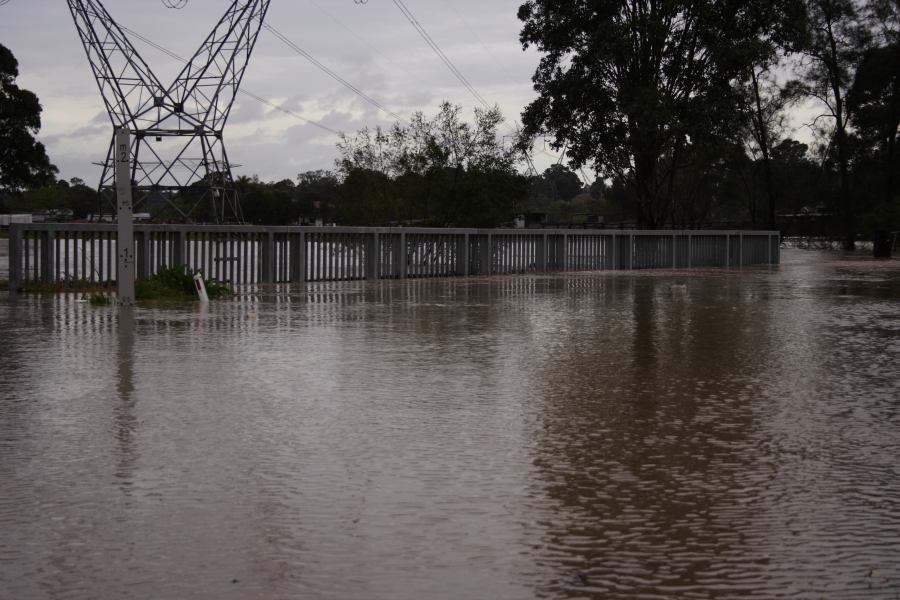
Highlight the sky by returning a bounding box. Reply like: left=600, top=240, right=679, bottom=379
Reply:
left=2, top=0, right=820, bottom=191
left=0, top=0, right=563, bottom=186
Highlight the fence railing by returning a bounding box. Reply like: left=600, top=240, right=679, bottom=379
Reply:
left=6, top=224, right=780, bottom=292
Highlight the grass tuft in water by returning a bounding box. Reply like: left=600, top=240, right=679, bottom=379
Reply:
left=85, top=292, right=113, bottom=306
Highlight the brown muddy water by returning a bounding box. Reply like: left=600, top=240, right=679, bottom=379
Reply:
left=1, top=250, right=899, bottom=599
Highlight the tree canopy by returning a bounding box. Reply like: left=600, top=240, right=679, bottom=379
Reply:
left=518, top=0, right=806, bottom=227
left=335, top=102, right=528, bottom=226
left=0, top=43, right=56, bottom=195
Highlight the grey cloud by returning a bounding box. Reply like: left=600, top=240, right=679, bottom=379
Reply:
left=2, top=0, right=546, bottom=182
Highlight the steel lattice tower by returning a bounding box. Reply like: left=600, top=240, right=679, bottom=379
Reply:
left=68, top=0, right=271, bottom=223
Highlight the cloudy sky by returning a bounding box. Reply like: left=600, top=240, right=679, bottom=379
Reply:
left=1, top=0, right=568, bottom=185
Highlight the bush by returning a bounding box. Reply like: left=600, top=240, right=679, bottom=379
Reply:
left=86, top=292, right=113, bottom=306
left=135, top=266, right=231, bottom=301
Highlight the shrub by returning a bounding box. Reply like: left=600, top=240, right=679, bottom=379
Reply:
left=86, top=292, right=113, bottom=306
left=135, top=266, right=231, bottom=301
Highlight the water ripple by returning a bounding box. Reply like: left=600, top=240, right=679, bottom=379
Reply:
left=1, top=251, right=899, bottom=599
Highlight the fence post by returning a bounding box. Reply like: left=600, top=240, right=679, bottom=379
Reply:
left=365, top=232, right=379, bottom=280
left=393, top=232, right=407, bottom=279
left=671, top=234, right=676, bottom=269
left=261, top=230, right=275, bottom=283
left=726, top=234, right=731, bottom=268
left=537, top=233, right=547, bottom=271
left=40, top=227, right=56, bottom=283
left=173, top=229, right=186, bottom=269
left=456, top=234, right=470, bottom=276
left=629, top=234, right=634, bottom=270
left=138, top=230, right=151, bottom=279
left=289, top=231, right=305, bottom=282
left=551, top=234, right=561, bottom=270
left=8, top=224, right=23, bottom=293
left=610, top=233, right=617, bottom=270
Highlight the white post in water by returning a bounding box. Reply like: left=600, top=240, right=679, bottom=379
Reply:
left=115, top=128, right=135, bottom=306
left=193, top=273, right=210, bottom=303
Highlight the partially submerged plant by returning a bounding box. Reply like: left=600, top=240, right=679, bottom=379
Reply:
left=85, top=292, right=113, bottom=306
left=135, top=266, right=231, bottom=301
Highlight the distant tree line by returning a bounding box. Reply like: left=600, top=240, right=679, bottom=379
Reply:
left=2, top=2, right=899, bottom=245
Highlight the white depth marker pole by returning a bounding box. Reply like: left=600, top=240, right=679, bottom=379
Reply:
left=115, top=128, right=135, bottom=306
left=193, top=273, right=210, bottom=303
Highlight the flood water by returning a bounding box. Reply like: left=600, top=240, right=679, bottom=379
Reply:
left=1, top=250, right=899, bottom=599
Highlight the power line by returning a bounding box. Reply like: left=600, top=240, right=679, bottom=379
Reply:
left=121, top=26, right=342, bottom=136
left=263, top=23, right=406, bottom=123
left=439, top=0, right=494, bottom=61
left=127, top=9, right=542, bottom=175
left=391, top=0, right=490, bottom=109
left=389, top=0, right=536, bottom=164
left=391, top=0, right=535, bottom=161
left=241, top=90, right=343, bottom=136
left=307, top=0, right=402, bottom=73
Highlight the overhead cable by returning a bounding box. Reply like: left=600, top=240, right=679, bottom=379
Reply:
left=121, top=26, right=342, bottom=136
left=263, top=23, right=406, bottom=123
left=391, top=0, right=490, bottom=109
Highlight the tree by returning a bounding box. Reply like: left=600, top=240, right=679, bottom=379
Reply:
left=769, top=139, right=834, bottom=215
left=66, top=178, right=100, bottom=220
left=296, top=170, right=341, bottom=222
left=336, top=102, right=525, bottom=226
left=237, top=176, right=301, bottom=225
left=849, top=42, right=899, bottom=203
left=848, top=0, right=899, bottom=210
left=517, top=0, right=801, bottom=228
left=541, top=164, right=583, bottom=202
left=0, top=43, right=57, bottom=195
left=336, top=168, right=394, bottom=225
left=736, top=2, right=806, bottom=228
left=787, top=0, right=872, bottom=249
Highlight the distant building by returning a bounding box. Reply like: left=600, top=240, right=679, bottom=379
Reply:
left=0, top=214, right=33, bottom=228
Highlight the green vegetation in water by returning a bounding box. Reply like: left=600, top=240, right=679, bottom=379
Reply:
left=85, top=292, right=113, bottom=306
left=135, top=266, right=231, bottom=301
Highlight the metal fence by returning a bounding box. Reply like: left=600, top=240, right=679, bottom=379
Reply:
left=6, top=224, right=780, bottom=292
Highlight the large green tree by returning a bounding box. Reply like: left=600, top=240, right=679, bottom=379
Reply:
left=517, top=0, right=806, bottom=227
left=0, top=43, right=56, bottom=196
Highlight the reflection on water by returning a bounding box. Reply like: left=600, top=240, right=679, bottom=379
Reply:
left=1, top=250, right=899, bottom=599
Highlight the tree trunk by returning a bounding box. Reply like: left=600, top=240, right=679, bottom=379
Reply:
left=633, top=156, right=658, bottom=229
left=886, top=131, right=897, bottom=204
left=825, top=18, right=855, bottom=250
left=750, top=69, right=778, bottom=230
left=885, top=70, right=899, bottom=204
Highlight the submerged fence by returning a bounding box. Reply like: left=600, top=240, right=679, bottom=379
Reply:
left=6, top=224, right=780, bottom=292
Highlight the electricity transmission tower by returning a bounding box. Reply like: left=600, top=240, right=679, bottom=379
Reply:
left=67, top=0, right=271, bottom=223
